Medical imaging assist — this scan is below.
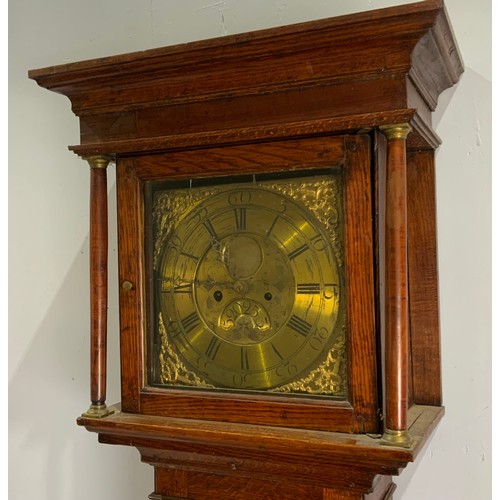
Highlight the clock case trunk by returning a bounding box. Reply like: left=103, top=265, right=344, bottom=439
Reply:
left=28, top=0, right=463, bottom=498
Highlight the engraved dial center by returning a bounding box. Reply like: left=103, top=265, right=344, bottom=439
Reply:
left=194, top=231, right=294, bottom=346
left=223, top=235, right=263, bottom=280
left=233, top=280, right=248, bottom=295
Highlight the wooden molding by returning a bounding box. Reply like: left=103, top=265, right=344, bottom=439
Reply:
left=29, top=0, right=463, bottom=154
left=78, top=404, right=443, bottom=496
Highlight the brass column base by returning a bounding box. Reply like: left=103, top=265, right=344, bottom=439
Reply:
left=81, top=403, right=115, bottom=419
left=380, top=429, right=413, bottom=448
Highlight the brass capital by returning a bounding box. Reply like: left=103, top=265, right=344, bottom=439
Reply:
left=380, top=428, right=413, bottom=448
left=380, top=123, right=412, bottom=140
left=84, top=155, right=113, bottom=170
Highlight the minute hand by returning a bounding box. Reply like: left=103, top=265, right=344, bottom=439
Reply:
left=159, top=278, right=235, bottom=287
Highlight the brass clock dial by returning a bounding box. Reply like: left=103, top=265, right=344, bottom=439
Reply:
left=150, top=172, right=347, bottom=395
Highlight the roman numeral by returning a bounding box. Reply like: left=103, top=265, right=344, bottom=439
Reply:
left=234, top=207, right=247, bottom=231
left=287, top=244, right=309, bottom=260
left=287, top=315, right=312, bottom=337
left=267, top=215, right=280, bottom=236
left=203, top=219, right=218, bottom=240
left=205, top=337, right=221, bottom=360
left=297, top=283, right=321, bottom=294
left=240, top=347, right=250, bottom=371
left=180, top=312, right=200, bottom=333
left=271, top=342, right=283, bottom=360
left=175, top=334, right=190, bottom=351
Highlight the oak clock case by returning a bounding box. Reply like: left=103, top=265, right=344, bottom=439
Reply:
left=147, top=171, right=347, bottom=395
left=28, top=1, right=463, bottom=498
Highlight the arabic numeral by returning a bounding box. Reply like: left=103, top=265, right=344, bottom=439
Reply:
left=312, top=235, right=327, bottom=252
left=275, top=362, right=298, bottom=379
left=228, top=191, right=252, bottom=205
left=309, top=327, right=330, bottom=351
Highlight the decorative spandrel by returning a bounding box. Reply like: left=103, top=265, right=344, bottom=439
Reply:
left=148, top=171, right=348, bottom=397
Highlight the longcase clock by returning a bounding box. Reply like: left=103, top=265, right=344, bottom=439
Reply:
left=29, top=1, right=463, bottom=498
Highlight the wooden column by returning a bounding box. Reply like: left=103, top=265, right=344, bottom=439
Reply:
left=379, top=124, right=412, bottom=447
left=82, top=155, right=114, bottom=418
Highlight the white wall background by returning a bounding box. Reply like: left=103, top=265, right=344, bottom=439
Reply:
left=9, top=1, right=491, bottom=499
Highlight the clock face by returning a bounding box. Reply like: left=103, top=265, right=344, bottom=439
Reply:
left=149, top=171, right=347, bottom=395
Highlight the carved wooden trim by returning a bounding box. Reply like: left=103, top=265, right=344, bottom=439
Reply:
left=79, top=404, right=443, bottom=495
left=69, top=110, right=419, bottom=157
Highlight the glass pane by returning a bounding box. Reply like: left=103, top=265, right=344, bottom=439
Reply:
left=145, top=168, right=348, bottom=399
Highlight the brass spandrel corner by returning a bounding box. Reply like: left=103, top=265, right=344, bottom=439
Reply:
left=153, top=186, right=222, bottom=270
left=270, top=319, right=347, bottom=396
left=158, top=313, right=216, bottom=389
left=266, top=176, right=345, bottom=268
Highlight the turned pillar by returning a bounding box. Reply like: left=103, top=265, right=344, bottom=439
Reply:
left=82, top=155, right=114, bottom=418
left=379, top=124, right=412, bottom=447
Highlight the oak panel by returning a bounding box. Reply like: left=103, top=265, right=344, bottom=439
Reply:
left=407, top=150, right=442, bottom=405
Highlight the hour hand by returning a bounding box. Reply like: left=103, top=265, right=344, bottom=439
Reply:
left=201, top=220, right=223, bottom=254
left=159, top=277, right=233, bottom=288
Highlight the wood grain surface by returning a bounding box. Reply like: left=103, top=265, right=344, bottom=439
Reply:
left=28, top=1, right=464, bottom=497
left=89, top=166, right=108, bottom=405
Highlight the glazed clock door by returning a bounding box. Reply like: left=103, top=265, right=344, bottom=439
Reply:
left=117, top=135, right=378, bottom=434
